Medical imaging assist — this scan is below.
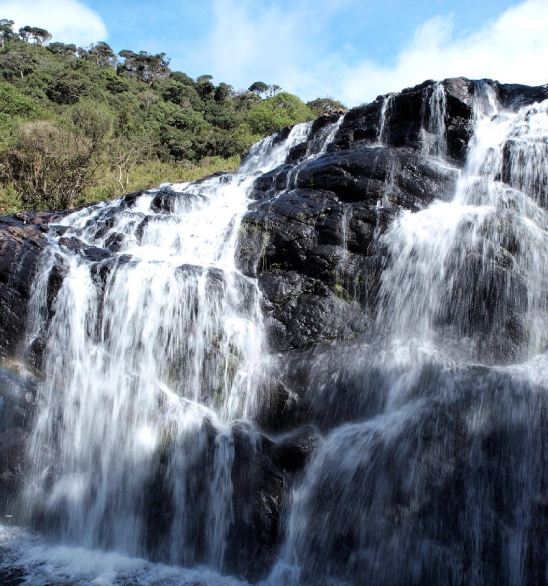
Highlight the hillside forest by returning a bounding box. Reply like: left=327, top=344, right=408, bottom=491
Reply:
left=0, top=20, right=345, bottom=214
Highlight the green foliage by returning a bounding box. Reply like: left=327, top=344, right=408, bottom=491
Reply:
left=307, top=97, right=346, bottom=117
left=0, top=183, right=22, bottom=215
left=46, top=69, right=87, bottom=104
left=0, top=119, right=105, bottom=209
left=0, top=19, right=343, bottom=212
left=0, top=82, right=42, bottom=118
left=0, top=19, right=15, bottom=48
left=246, top=92, right=314, bottom=135
left=19, top=26, right=51, bottom=45
left=118, top=50, right=170, bottom=87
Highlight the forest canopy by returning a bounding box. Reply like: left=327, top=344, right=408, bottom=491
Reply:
left=0, top=21, right=345, bottom=213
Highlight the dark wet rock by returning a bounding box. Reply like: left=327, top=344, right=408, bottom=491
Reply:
left=237, top=78, right=546, bottom=355
left=151, top=188, right=177, bottom=214
left=0, top=366, right=38, bottom=517
left=270, top=424, right=322, bottom=472
left=152, top=190, right=208, bottom=215
left=119, top=191, right=142, bottom=209
left=496, top=82, right=548, bottom=110
left=237, top=158, right=453, bottom=351
left=225, top=421, right=284, bottom=582
left=293, top=147, right=457, bottom=204
left=104, top=232, right=125, bottom=252
left=0, top=216, right=53, bottom=359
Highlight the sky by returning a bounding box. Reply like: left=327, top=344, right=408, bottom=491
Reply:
left=3, top=0, right=548, bottom=106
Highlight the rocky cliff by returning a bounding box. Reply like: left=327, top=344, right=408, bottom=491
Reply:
left=1, top=77, right=548, bottom=583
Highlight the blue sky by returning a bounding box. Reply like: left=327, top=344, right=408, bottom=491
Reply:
left=4, top=0, right=548, bottom=105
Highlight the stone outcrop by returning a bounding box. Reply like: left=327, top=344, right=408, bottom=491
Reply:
left=237, top=77, right=548, bottom=357
left=1, top=77, right=548, bottom=582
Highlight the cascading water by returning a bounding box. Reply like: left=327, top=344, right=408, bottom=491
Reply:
left=2, top=80, right=548, bottom=586
left=0, top=119, right=343, bottom=584
left=420, top=81, right=448, bottom=158
left=377, top=93, right=394, bottom=145
left=266, top=84, right=548, bottom=586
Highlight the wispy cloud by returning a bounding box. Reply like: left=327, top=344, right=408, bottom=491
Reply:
left=337, top=0, right=548, bottom=106
left=178, top=0, right=548, bottom=107
left=0, top=0, right=107, bottom=46
left=178, top=0, right=346, bottom=93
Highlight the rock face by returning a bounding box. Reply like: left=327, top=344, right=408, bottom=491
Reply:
left=1, top=77, right=548, bottom=583
left=0, top=366, right=38, bottom=516
left=237, top=77, right=548, bottom=357
left=0, top=212, right=69, bottom=360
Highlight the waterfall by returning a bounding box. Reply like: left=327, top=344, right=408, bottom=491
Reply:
left=0, top=119, right=342, bottom=583
left=377, top=93, right=394, bottom=145
left=2, top=79, right=548, bottom=586
left=420, top=82, right=448, bottom=158
left=267, top=84, right=548, bottom=585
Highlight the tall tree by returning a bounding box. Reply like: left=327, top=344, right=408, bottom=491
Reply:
left=19, top=26, right=51, bottom=45
left=248, top=81, right=268, bottom=97
left=118, top=50, right=170, bottom=87
left=88, top=41, right=116, bottom=68
left=47, top=42, right=78, bottom=56
left=0, top=19, right=14, bottom=49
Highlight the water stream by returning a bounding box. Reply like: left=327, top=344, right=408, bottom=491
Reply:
left=266, top=83, right=548, bottom=586
left=1, top=82, right=548, bottom=585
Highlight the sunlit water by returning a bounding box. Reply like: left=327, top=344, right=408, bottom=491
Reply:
left=1, top=120, right=343, bottom=585
left=267, top=83, right=548, bottom=586
left=3, top=80, right=548, bottom=586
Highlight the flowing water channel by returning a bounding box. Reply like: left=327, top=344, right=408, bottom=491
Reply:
left=1, top=82, right=548, bottom=585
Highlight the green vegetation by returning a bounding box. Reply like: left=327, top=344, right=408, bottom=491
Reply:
left=0, top=21, right=344, bottom=214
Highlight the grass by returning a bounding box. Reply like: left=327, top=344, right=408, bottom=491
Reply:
left=0, top=155, right=241, bottom=214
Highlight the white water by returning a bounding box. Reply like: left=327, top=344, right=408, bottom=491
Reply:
left=0, top=524, right=247, bottom=586
left=420, top=81, right=448, bottom=158
left=377, top=93, right=394, bottom=145
left=4, top=80, right=548, bottom=586
left=3, top=119, right=344, bottom=584
left=267, top=83, right=548, bottom=586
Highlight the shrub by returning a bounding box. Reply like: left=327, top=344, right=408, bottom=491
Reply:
left=246, top=92, right=314, bottom=135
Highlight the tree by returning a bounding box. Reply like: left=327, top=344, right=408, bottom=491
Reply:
left=307, top=97, right=346, bottom=117
left=68, top=100, right=113, bottom=149
left=31, top=27, right=51, bottom=45
left=19, top=26, right=51, bottom=45
left=0, top=19, right=15, bottom=49
left=214, top=82, right=233, bottom=103
left=46, top=70, right=87, bottom=104
left=88, top=42, right=116, bottom=68
left=18, top=26, right=32, bottom=42
left=267, top=84, right=281, bottom=97
left=0, top=50, right=35, bottom=79
left=109, top=133, right=155, bottom=190
left=169, top=71, right=194, bottom=85
left=160, top=80, right=202, bottom=109
left=249, top=81, right=268, bottom=97
left=0, top=82, right=41, bottom=118
left=47, top=42, right=78, bottom=56
left=248, top=82, right=281, bottom=98
left=118, top=50, right=170, bottom=87
left=197, top=74, right=213, bottom=83
left=196, top=79, right=215, bottom=100
left=246, top=92, right=314, bottom=135
left=1, top=120, right=102, bottom=209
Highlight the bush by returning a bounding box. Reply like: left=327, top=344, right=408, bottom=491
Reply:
left=1, top=120, right=104, bottom=209
left=0, top=82, right=42, bottom=118
left=246, top=92, right=314, bottom=135
left=307, top=97, right=346, bottom=117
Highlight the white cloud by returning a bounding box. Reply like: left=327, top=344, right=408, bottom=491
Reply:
left=338, top=0, right=548, bottom=106
left=179, top=0, right=344, bottom=94
left=181, top=0, right=548, bottom=107
left=0, top=0, right=107, bottom=46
